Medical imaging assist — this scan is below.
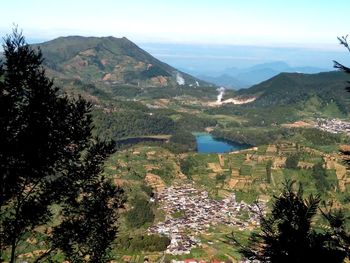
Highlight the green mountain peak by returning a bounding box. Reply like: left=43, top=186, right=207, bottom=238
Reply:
left=35, top=36, right=207, bottom=88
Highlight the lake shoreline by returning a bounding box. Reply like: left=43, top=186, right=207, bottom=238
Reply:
left=194, top=133, right=251, bottom=153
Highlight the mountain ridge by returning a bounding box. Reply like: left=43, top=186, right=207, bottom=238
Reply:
left=235, top=71, right=350, bottom=112
left=34, top=36, right=211, bottom=88
left=198, top=61, right=328, bottom=89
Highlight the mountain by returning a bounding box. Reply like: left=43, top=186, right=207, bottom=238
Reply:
left=198, top=61, right=328, bottom=89
left=197, top=74, right=249, bottom=89
left=232, top=62, right=328, bottom=87
left=33, top=36, right=212, bottom=98
left=236, top=71, right=350, bottom=111
left=246, top=61, right=328, bottom=74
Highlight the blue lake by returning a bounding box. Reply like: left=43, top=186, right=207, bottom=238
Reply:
left=195, top=133, right=249, bottom=153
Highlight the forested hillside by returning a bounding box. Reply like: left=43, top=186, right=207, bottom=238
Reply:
left=237, top=71, right=350, bottom=112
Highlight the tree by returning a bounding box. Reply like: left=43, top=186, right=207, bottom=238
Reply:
left=311, top=162, right=330, bottom=194
left=51, top=174, right=125, bottom=263
left=285, top=153, right=300, bottom=169
left=266, top=160, right=273, bottom=184
left=332, top=36, right=350, bottom=259
left=321, top=208, right=350, bottom=260
left=334, top=35, right=350, bottom=167
left=216, top=173, right=227, bottom=186
left=235, top=181, right=348, bottom=263
left=126, top=197, right=154, bottom=228
left=0, top=28, right=124, bottom=262
left=333, top=35, right=350, bottom=92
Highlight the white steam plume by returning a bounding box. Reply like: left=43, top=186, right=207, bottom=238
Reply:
left=217, top=87, right=225, bottom=103
left=176, top=73, right=185, bottom=85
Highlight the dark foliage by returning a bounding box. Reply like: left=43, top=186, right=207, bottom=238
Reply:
left=321, top=209, right=350, bottom=260
left=211, top=127, right=292, bottom=146
left=126, top=197, right=155, bottom=228
left=211, top=127, right=344, bottom=147
left=285, top=153, right=300, bottom=169
left=236, top=71, right=350, bottom=112
left=179, top=156, right=198, bottom=179
left=206, top=105, right=300, bottom=127
left=93, top=108, right=210, bottom=153
left=72, top=79, right=110, bottom=99
left=341, top=146, right=350, bottom=167
left=52, top=174, right=125, bottom=263
left=216, top=173, right=227, bottom=184
left=176, top=113, right=217, bottom=131
left=311, top=162, right=330, bottom=194
left=298, top=128, right=343, bottom=146
left=0, top=28, right=124, bottom=262
left=334, top=35, right=350, bottom=169
left=164, top=130, right=197, bottom=153
left=116, top=234, right=170, bottom=252
left=235, top=181, right=348, bottom=263
left=93, top=109, right=175, bottom=139
left=333, top=35, right=350, bottom=92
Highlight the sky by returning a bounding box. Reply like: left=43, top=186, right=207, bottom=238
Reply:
left=1, top=0, right=349, bottom=71
left=1, top=0, right=349, bottom=47
left=138, top=43, right=350, bottom=71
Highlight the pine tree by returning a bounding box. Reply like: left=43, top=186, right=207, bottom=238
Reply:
left=334, top=35, right=350, bottom=167
left=333, top=35, right=350, bottom=92
left=235, top=181, right=348, bottom=263
left=0, top=28, right=124, bottom=262
left=332, top=34, right=350, bottom=260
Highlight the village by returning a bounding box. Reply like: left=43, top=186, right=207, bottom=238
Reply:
left=315, top=118, right=350, bottom=135
left=148, top=184, right=266, bottom=256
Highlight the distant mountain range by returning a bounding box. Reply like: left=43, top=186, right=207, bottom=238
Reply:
left=35, top=36, right=209, bottom=88
left=196, top=74, right=248, bottom=90
left=198, top=61, right=328, bottom=89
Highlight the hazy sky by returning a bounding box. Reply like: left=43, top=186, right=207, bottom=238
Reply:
left=1, top=0, right=349, bottom=48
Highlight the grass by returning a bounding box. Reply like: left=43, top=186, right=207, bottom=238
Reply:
left=235, top=190, right=259, bottom=204
left=229, top=154, right=246, bottom=169
left=252, top=163, right=268, bottom=178
left=240, top=165, right=252, bottom=176
left=199, top=224, right=251, bottom=261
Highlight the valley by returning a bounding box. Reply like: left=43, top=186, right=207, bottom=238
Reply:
left=99, top=136, right=349, bottom=262
left=71, top=36, right=349, bottom=261
left=41, top=36, right=350, bottom=262
left=2, top=34, right=350, bottom=263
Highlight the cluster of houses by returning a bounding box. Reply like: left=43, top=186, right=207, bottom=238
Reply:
left=316, top=118, right=350, bottom=135
left=148, top=184, right=265, bottom=255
